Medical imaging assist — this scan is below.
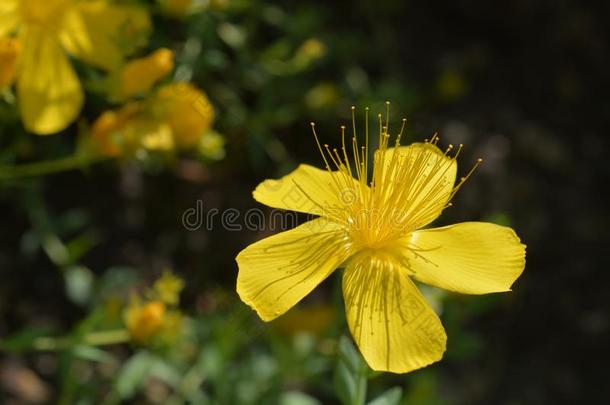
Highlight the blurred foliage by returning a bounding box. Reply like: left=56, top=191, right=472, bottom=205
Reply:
left=1, top=0, right=609, bottom=404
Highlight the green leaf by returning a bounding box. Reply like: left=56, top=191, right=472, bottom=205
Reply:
left=64, top=266, right=94, bottom=306
left=72, top=344, right=116, bottom=364
left=368, top=387, right=403, bottom=405
left=114, top=352, right=156, bottom=399
left=334, top=336, right=368, bottom=405
left=279, top=391, right=322, bottom=405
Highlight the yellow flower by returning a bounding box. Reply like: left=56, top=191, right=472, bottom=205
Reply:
left=90, top=82, right=217, bottom=157
left=236, top=104, right=526, bottom=374
left=152, top=82, right=215, bottom=149
left=90, top=102, right=173, bottom=157
left=0, top=37, right=20, bottom=87
left=0, top=0, right=150, bottom=135
left=124, top=299, right=166, bottom=344
left=114, top=48, right=174, bottom=100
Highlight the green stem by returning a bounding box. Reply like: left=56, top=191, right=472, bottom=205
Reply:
left=32, top=329, right=130, bottom=351
left=0, top=154, right=108, bottom=180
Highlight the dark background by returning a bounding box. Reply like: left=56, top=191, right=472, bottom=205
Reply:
left=1, top=0, right=608, bottom=403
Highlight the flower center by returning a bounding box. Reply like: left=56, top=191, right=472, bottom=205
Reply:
left=20, top=0, right=71, bottom=27
left=308, top=103, right=482, bottom=251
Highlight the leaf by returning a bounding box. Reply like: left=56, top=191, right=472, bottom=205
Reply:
left=334, top=335, right=368, bottom=405
left=64, top=265, right=94, bottom=306
left=279, top=391, right=322, bottom=405
left=368, top=387, right=403, bottom=405
left=72, top=344, right=117, bottom=364
left=114, top=351, right=156, bottom=399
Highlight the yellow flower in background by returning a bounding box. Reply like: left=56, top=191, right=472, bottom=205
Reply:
left=90, top=102, right=173, bottom=157
left=0, top=0, right=150, bottom=135
left=91, top=82, right=219, bottom=158
left=152, top=82, right=215, bottom=149
left=124, top=299, right=166, bottom=344
left=123, top=271, right=187, bottom=345
left=236, top=104, right=526, bottom=374
left=0, top=37, right=20, bottom=88
left=114, top=48, right=174, bottom=100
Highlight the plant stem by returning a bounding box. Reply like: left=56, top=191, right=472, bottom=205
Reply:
left=32, top=329, right=130, bottom=351
left=0, top=154, right=107, bottom=180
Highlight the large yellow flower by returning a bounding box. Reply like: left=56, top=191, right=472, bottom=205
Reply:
left=236, top=105, right=526, bottom=373
left=0, top=0, right=150, bottom=135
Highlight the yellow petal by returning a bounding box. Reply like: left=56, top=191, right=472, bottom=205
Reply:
left=236, top=218, right=352, bottom=321
left=253, top=164, right=364, bottom=217
left=59, top=1, right=151, bottom=71
left=407, top=222, right=526, bottom=294
left=115, top=48, right=174, bottom=99
left=0, top=36, right=20, bottom=87
left=374, top=142, right=457, bottom=229
left=0, top=0, right=19, bottom=37
left=17, top=28, right=83, bottom=135
left=343, top=252, right=446, bottom=373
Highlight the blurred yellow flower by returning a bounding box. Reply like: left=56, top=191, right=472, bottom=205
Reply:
left=91, top=82, right=218, bottom=158
left=236, top=105, right=526, bottom=373
left=153, top=271, right=185, bottom=306
left=90, top=102, right=160, bottom=157
left=0, top=0, right=150, bottom=134
left=152, top=82, right=215, bottom=149
left=123, top=271, right=187, bottom=346
left=124, top=299, right=166, bottom=344
left=0, top=37, right=20, bottom=87
left=114, top=48, right=174, bottom=100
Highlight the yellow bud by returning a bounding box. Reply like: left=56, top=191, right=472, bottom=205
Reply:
left=198, top=130, right=225, bottom=160
left=116, top=48, right=174, bottom=99
left=124, top=300, right=166, bottom=343
left=0, top=37, right=20, bottom=88
left=153, top=271, right=185, bottom=306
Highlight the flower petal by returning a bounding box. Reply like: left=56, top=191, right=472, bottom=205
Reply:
left=374, top=142, right=457, bottom=229
left=17, top=28, right=83, bottom=135
left=0, top=0, right=19, bottom=37
left=237, top=218, right=352, bottom=321
left=343, top=252, right=446, bottom=373
left=406, top=222, right=526, bottom=294
left=253, top=164, right=364, bottom=217
left=59, top=1, right=151, bottom=71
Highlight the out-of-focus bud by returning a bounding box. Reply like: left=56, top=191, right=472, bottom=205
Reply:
left=293, top=38, right=326, bottom=69
left=198, top=130, right=225, bottom=160
left=0, top=37, right=20, bottom=88
left=115, top=48, right=174, bottom=99
left=124, top=299, right=166, bottom=344
left=153, top=271, right=185, bottom=306
left=305, top=82, right=339, bottom=110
